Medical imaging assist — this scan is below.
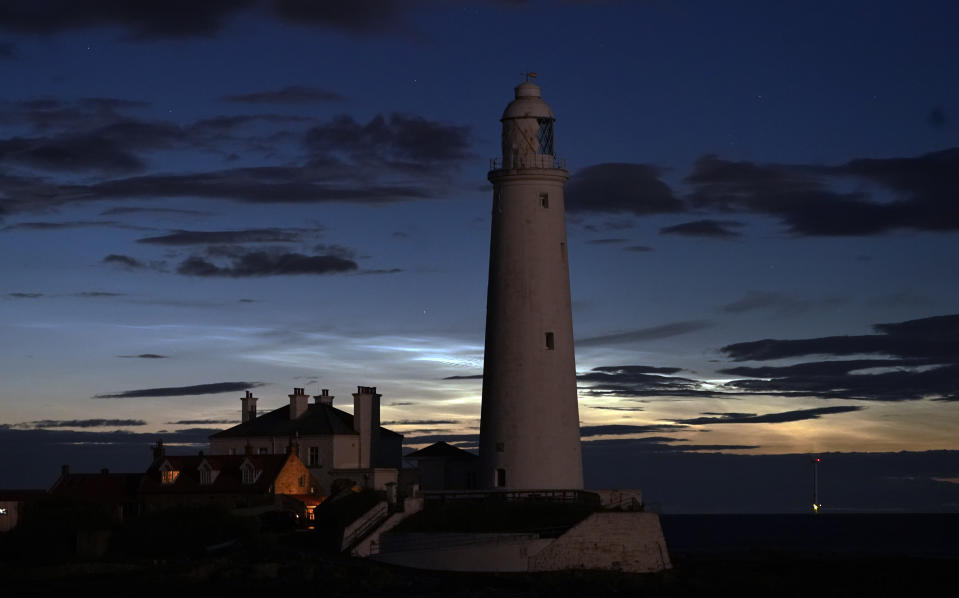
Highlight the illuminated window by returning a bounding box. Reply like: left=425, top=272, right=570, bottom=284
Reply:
left=545, top=332, right=555, bottom=350
left=161, top=469, right=179, bottom=485
left=308, top=446, right=319, bottom=466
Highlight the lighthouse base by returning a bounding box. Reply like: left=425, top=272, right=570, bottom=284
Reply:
left=364, top=489, right=671, bottom=573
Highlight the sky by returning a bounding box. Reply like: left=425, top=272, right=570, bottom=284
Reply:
left=1, top=1, right=958, bottom=510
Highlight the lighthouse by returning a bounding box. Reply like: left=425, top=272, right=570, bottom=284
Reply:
left=479, top=80, right=584, bottom=490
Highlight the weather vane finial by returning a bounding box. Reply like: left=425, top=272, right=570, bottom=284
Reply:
left=523, top=71, right=537, bottom=82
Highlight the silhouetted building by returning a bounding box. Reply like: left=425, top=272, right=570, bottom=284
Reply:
left=141, top=448, right=321, bottom=520
left=209, top=386, right=403, bottom=495
left=404, top=442, right=478, bottom=491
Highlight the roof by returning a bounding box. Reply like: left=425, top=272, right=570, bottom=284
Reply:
left=209, top=402, right=402, bottom=440
left=405, top=441, right=478, bottom=459
left=50, top=472, right=143, bottom=502
left=140, top=453, right=301, bottom=495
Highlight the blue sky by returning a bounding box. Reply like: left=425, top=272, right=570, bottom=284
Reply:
left=1, top=1, right=958, bottom=506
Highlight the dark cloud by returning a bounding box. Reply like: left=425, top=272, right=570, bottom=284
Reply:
left=686, top=149, right=959, bottom=235
left=270, top=0, right=410, bottom=35
left=720, top=314, right=959, bottom=401
left=167, top=419, right=237, bottom=425
left=93, top=381, right=261, bottom=399
left=565, top=163, right=684, bottom=215
left=624, top=245, right=653, bottom=252
left=176, top=249, right=358, bottom=277
left=99, top=206, right=210, bottom=216
left=2, top=220, right=140, bottom=231
left=577, top=365, right=718, bottom=399
left=0, top=1, right=254, bottom=38
left=577, top=320, right=713, bottom=347
left=74, top=291, right=124, bottom=297
left=8, top=292, right=43, bottom=298
left=586, top=238, right=626, bottom=245
left=224, top=86, right=344, bottom=104
left=675, top=406, right=863, bottom=425
left=137, top=228, right=305, bottom=245
left=403, top=433, right=479, bottom=445
left=118, top=354, right=167, bottom=359
left=305, top=112, right=472, bottom=165
left=102, top=254, right=145, bottom=269
left=660, top=219, right=743, bottom=238
left=442, top=374, right=483, bottom=380
left=587, top=405, right=645, bottom=412
left=14, top=418, right=147, bottom=429
left=382, top=419, right=458, bottom=426
left=580, top=424, right=688, bottom=437
left=718, top=290, right=844, bottom=316
left=927, top=106, right=947, bottom=129
left=723, top=313, right=959, bottom=362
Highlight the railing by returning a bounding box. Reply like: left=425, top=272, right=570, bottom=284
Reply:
left=376, top=527, right=567, bottom=554
left=340, top=501, right=389, bottom=551
left=490, top=156, right=567, bottom=171
left=422, top=488, right=600, bottom=507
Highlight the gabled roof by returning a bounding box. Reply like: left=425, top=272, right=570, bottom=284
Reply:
left=405, top=441, right=478, bottom=459
left=208, top=402, right=402, bottom=440
left=140, top=453, right=300, bottom=495
left=50, top=472, right=143, bottom=502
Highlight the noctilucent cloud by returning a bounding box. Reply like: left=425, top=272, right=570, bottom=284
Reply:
left=1, top=1, right=958, bottom=484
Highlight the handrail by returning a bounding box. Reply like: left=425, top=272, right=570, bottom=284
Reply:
left=341, top=501, right=389, bottom=551
left=490, top=156, right=567, bottom=171
left=376, top=525, right=570, bottom=554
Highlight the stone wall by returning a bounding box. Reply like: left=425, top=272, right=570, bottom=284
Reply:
left=528, top=512, right=671, bottom=573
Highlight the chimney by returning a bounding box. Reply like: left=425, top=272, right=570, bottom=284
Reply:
left=316, top=388, right=334, bottom=406
left=241, top=390, right=258, bottom=423
left=152, top=438, right=165, bottom=462
left=353, top=386, right=381, bottom=469
left=61, top=464, right=70, bottom=477
left=100, top=468, right=109, bottom=475
left=289, top=386, right=310, bottom=419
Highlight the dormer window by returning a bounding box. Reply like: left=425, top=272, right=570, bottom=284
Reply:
left=199, top=462, right=214, bottom=485
left=241, top=462, right=256, bottom=485
left=160, top=463, right=179, bottom=485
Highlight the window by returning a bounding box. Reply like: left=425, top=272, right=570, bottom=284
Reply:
left=496, top=468, right=506, bottom=488
left=560, top=242, right=567, bottom=263
left=539, top=192, right=549, bottom=208
left=241, top=464, right=255, bottom=485
left=229, top=448, right=236, bottom=455
left=308, top=446, right=319, bottom=467
left=298, top=475, right=305, bottom=488
left=199, top=467, right=212, bottom=485
left=545, top=332, right=555, bottom=350
left=258, top=447, right=268, bottom=455
left=535, top=118, right=554, bottom=155
left=161, top=469, right=179, bottom=485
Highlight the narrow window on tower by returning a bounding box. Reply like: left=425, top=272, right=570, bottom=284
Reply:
left=545, top=332, right=555, bottom=350
left=496, top=468, right=506, bottom=487
left=540, top=192, right=549, bottom=208
left=560, top=242, right=567, bottom=263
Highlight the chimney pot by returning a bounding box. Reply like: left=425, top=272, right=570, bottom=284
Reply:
left=61, top=464, right=70, bottom=476
left=100, top=468, right=109, bottom=475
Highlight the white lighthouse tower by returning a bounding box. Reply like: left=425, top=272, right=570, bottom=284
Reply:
left=479, top=80, right=584, bottom=490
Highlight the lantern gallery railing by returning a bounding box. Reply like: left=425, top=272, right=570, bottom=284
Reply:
left=490, top=156, right=567, bottom=171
